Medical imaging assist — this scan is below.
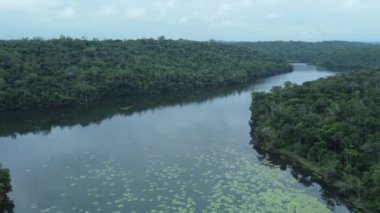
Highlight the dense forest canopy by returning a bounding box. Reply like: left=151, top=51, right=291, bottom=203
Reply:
left=250, top=70, right=380, bottom=211
left=236, top=41, right=380, bottom=69
left=0, top=37, right=291, bottom=110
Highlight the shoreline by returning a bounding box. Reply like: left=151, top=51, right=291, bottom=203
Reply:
left=250, top=135, right=367, bottom=213
left=0, top=66, right=293, bottom=112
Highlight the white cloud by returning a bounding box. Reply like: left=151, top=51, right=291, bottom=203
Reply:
left=60, top=6, right=75, bottom=19
left=154, top=0, right=177, bottom=16
left=178, top=16, right=188, bottom=24
left=0, top=0, right=63, bottom=12
left=125, top=7, right=147, bottom=19
left=1, top=0, right=380, bottom=41
left=337, top=0, right=368, bottom=13
left=97, top=5, right=118, bottom=17
left=216, top=3, right=233, bottom=16
left=265, top=12, right=280, bottom=19
left=221, top=19, right=233, bottom=26
left=340, top=0, right=357, bottom=8
left=239, top=0, right=255, bottom=7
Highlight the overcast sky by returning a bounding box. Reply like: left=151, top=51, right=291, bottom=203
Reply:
left=1, top=0, right=379, bottom=41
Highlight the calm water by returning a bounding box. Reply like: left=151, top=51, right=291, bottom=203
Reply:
left=0, top=63, right=351, bottom=212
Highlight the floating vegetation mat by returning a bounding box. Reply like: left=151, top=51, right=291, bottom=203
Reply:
left=23, top=142, right=333, bottom=213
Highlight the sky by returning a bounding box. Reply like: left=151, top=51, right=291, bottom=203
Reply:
left=1, top=0, right=379, bottom=41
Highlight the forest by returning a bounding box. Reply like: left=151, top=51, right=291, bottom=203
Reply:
left=2, top=38, right=380, bottom=211
left=0, top=37, right=291, bottom=110
left=250, top=69, right=380, bottom=211
left=236, top=41, right=380, bottom=69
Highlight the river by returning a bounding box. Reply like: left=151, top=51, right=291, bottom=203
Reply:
left=0, top=63, right=351, bottom=212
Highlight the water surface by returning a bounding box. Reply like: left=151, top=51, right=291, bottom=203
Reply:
left=0, top=63, right=350, bottom=212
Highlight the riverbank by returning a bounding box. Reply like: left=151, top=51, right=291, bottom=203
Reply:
left=250, top=69, right=380, bottom=212
left=251, top=139, right=365, bottom=212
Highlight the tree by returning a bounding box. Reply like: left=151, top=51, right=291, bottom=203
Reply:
left=250, top=69, right=380, bottom=211
left=0, top=165, right=12, bottom=206
left=0, top=38, right=291, bottom=110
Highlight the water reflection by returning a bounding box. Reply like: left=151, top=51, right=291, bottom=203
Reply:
left=0, top=84, right=250, bottom=138
left=0, top=196, right=14, bottom=213
left=253, top=143, right=352, bottom=212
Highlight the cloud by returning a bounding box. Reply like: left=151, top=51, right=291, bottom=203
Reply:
left=337, top=0, right=368, bottom=13
left=60, top=6, right=75, bottom=19
left=216, top=3, right=233, bottom=16
left=340, top=0, right=357, bottom=8
left=0, top=0, right=63, bottom=12
left=1, top=0, right=380, bottom=41
left=154, top=0, right=177, bottom=17
left=125, top=7, right=147, bottom=19
left=178, top=16, right=188, bottom=24
left=97, top=5, right=118, bottom=17
left=240, top=0, right=255, bottom=7
left=265, top=12, right=280, bottom=19
left=221, top=19, right=233, bottom=26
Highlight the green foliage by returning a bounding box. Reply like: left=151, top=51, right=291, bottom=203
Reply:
left=237, top=41, right=380, bottom=69
left=0, top=165, right=12, bottom=206
left=250, top=69, right=380, bottom=211
left=0, top=37, right=291, bottom=110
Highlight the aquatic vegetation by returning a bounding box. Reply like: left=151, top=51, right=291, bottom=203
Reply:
left=22, top=139, right=335, bottom=212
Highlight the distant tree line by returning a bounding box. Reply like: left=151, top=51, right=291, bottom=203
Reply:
left=236, top=41, right=380, bottom=69
left=250, top=69, right=380, bottom=211
left=0, top=37, right=291, bottom=110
